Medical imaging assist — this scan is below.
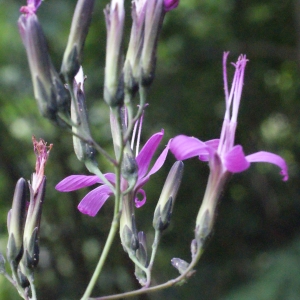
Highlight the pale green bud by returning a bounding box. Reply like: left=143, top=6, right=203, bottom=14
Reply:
left=153, top=161, right=184, bottom=231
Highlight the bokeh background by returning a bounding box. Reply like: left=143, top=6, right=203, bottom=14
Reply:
left=0, top=0, right=299, bottom=299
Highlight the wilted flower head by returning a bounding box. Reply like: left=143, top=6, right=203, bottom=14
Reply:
left=31, top=136, right=52, bottom=195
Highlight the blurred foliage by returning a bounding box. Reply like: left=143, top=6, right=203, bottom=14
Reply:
left=0, top=0, right=299, bottom=299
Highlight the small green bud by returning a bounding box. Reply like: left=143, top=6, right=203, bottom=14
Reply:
left=120, top=196, right=139, bottom=254
left=121, top=145, right=138, bottom=188
left=153, top=161, right=184, bottom=231
left=171, top=257, right=189, bottom=275
left=134, top=231, right=147, bottom=286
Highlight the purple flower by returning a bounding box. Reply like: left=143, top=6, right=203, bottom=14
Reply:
left=56, top=130, right=170, bottom=217
left=170, top=52, right=288, bottom=181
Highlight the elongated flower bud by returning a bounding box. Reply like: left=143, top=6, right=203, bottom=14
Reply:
left=104, top=0, right=125, bottom=106
left=72, top=67, right=97, bottom=165
left=18, top=9, right=70, bottom=125
left=153, top=161, right=184, bottom=231
left=120, top=195, right=139, bottom=254
left=123, top=0, right=146, bottom=94
left=61, top=0, right=95, bottom=82
left=140, top=0, right=165, bottom=86
left=7, top=178, right=28, bottom=267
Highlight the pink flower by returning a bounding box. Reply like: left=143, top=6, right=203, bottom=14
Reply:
left=56, top=130, right=170, bottom=216
left=170, top=52, right=288, bottom=181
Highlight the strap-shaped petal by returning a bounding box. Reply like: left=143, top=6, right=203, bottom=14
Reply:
left=170, top=135, right=208, bottom=160
left=246, top=151, right=288, bottom=181
left=78, top=185, right=113, bottom=216
left=136, top=130, right=164, bottom=178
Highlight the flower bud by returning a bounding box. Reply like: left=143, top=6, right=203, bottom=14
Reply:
left=7, top=178, right=28, bottom=266
left=171, top=257, right=189, bottom=275
left=18, top=12, right=70, bottom=125
left=123, top=0, right=147, bottom=94
left=22, top=178, right=46, bottom=270
left=104, top=0, right=125, bottom=107
left=140, top=0, right=165, bottom=86
left=61, top=0, right=95, bottom=82
left=153, top=161, right=184, bottom=231
left=121, top=144, right=138, bottom=188
left=120, top=196, right=139, bottom=254
left=72, top=67, right=97, bottom=165
left=134, top=231, right=148, bottom=285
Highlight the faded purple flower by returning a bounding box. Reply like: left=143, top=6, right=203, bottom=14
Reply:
left=56, top=130, right=170, bottom=217
left=170, top=52, right=288, bottom=181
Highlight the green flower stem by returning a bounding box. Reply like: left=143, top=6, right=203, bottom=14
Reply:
left=144, top=229, right=161, bottom=287
left=89, top=241, right=204, bottom=300
left=81, top=105, right=126, bottom=300
left=81, top=182, right=121, bottom=300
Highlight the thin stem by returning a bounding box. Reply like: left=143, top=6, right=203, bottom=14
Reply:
left=81, top=107, right=126, bottom=300
left=90, top=242, right=204, bottom=300
left=80, top=209, right=121, bottom=300
left=144, top=230, right=161, bottom=287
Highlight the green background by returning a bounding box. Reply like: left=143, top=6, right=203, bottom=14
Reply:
left=0, top=0, right=299, bottom=299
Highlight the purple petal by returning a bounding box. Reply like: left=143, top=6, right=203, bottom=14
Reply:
left=246, top=151, right=289, bottom=181
left=164, top=0, right=179, bottom=11
left=55, top=175, right=101, bottom=192
left=199, top=139, right=220, bottom=161
left=55, top=173, right=116, bottom=192
left=135, top=189, right=146, bottom=208
left=78, top=185, right=113, bottom=217
left=224, top=145, right=250, bottom=173
left=170, top=135, right=208, bottom=160
left=136, top=130, right=164, bottom=178
left=136, top=140, right=170, bottom=189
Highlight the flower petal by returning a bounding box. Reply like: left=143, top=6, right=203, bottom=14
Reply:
left=170, top=135, right=208, bottom=160
left=55, top=173, right=116, bottom=192
left=224, top=145, right=250, bottom=173
left=78, top=185, right=113, bottom=217
left=136, top=130, right=164, bottom=178
left=246, top=151, right=289, bottom=181
left=135, top=189, right=146, bottom=208
left=55, top=175, right=101, bottom=192
left=136, top=140, right=170, bottom=189
left=199, top=139, right=220, bottom=161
